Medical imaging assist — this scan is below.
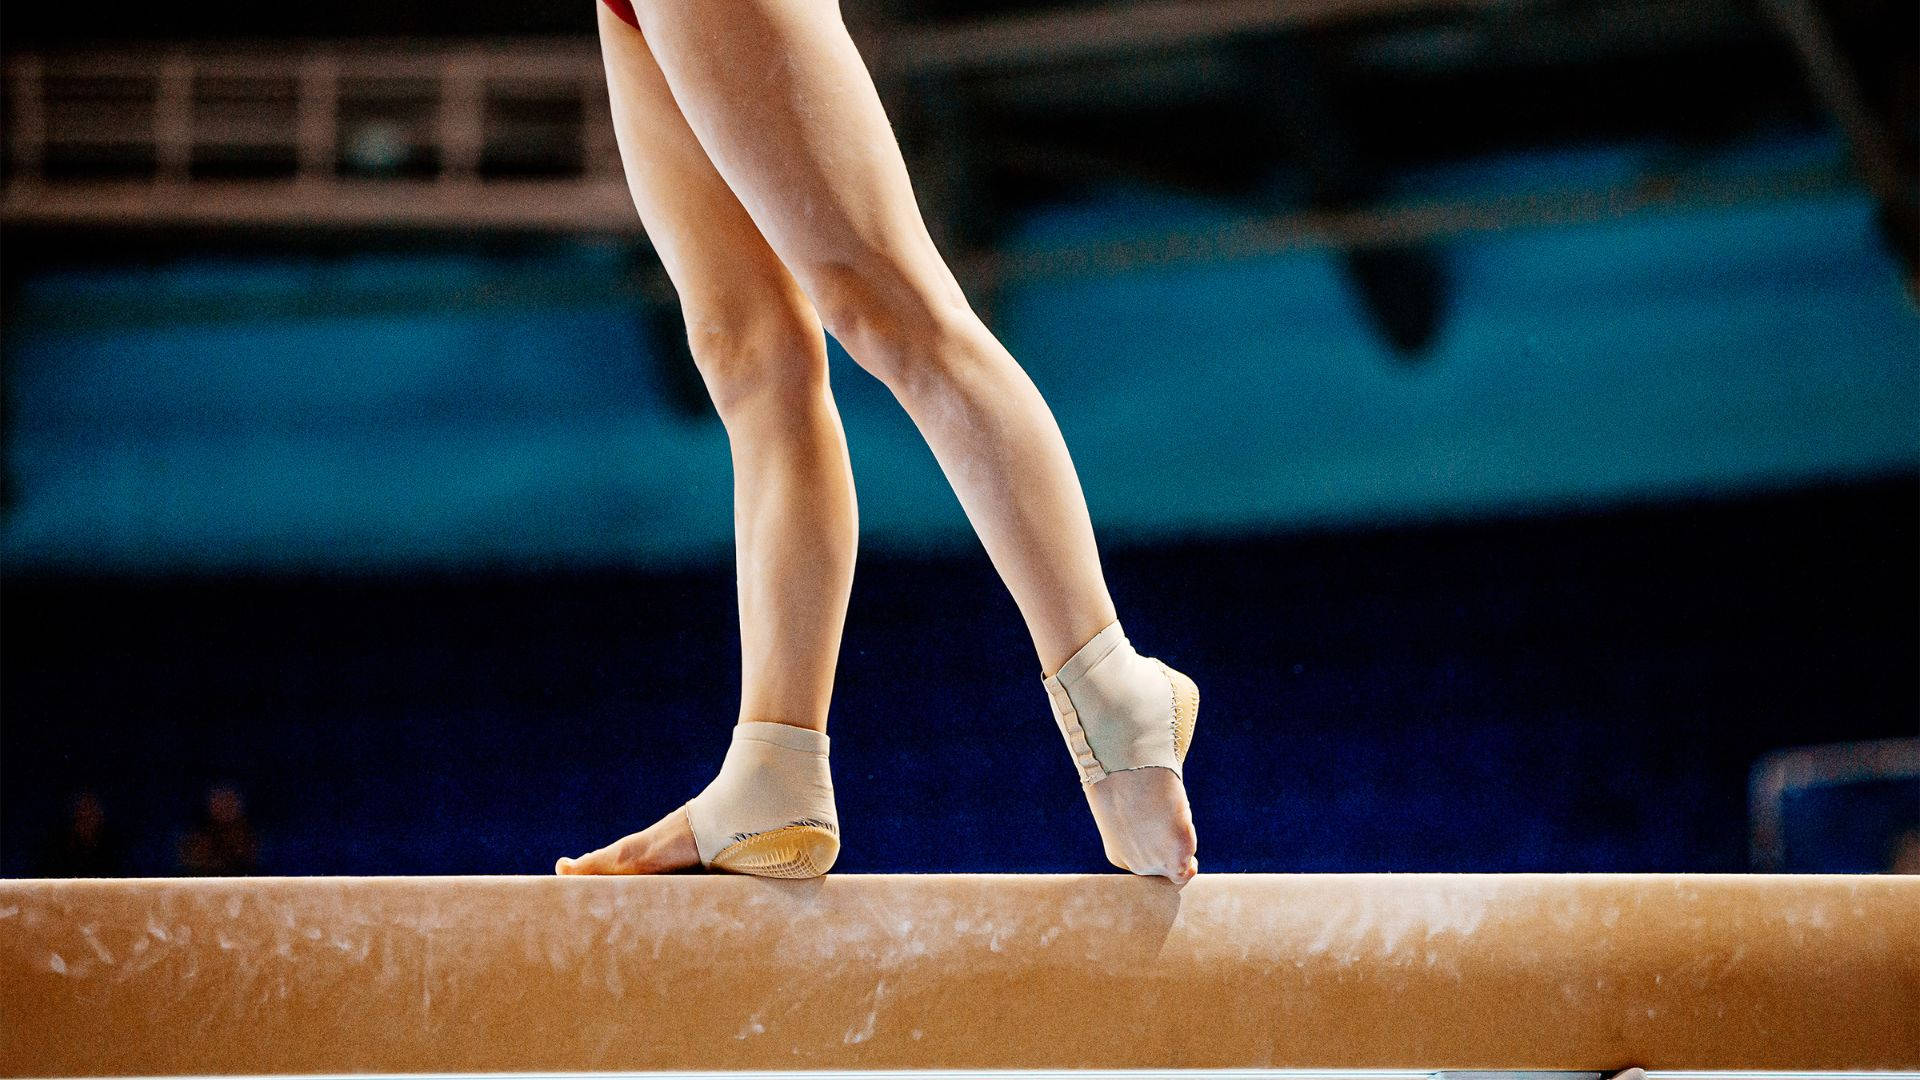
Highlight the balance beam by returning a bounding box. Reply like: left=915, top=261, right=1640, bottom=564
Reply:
left=3, top=874, right=1915, bottom=1076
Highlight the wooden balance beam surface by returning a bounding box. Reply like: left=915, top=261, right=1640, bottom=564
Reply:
left=2, top=873, right=1915, bottom=1076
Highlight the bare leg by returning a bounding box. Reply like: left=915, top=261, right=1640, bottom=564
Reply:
left=628, top=0, right=1196, bottom=882
left=559, top=3, right=858, bottom=875
left=623, top=0, right=1114, bottom=677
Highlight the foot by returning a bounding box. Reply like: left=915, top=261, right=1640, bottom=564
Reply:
left=1042, top=620, right=1201, bottom=887
left=559, top=722, right=840, bottom=879
left=1085, top=766, right=1199, bottom=885
left=555, top=804, right=700, bottom=875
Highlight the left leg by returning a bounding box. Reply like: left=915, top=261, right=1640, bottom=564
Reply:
left=559, top=2, right=855, bottom=876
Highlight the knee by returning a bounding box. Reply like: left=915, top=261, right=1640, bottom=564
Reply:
left=805, top=259, right=980, bottom=397
left=681, top=293, right=830, bottom=423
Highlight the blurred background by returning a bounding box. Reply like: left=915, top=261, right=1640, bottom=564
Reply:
left=2, top=0, right=1915, bottom=878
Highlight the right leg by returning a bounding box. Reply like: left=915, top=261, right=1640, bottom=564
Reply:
left=559, top=1, right=857, bottom=875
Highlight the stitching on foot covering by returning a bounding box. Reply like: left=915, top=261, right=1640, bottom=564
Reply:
left=1161, top=660, right=1199, bottom=764
left=727, top=817, right=838, bottom=846
left=710, top=823, right=840, bottom=879
left=1045, top=678, right=1107, bottom=783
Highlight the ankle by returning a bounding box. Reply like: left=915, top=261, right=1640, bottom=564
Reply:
left=1038, top=611, right=1123, bottom=679
left=1041, top=619, right=1188, bottom=784
left=724, top=720, right=829, bottom=754
left=738, top=716, right=828, bottom=735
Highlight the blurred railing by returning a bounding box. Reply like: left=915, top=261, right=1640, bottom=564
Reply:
left=1750, top=737, right=1920, bottom=871
left=2, top=0, right=1520, bottom=232
left=2, top=41, right=635, bottom=230
left=0, top=4, right=1872, bottom=255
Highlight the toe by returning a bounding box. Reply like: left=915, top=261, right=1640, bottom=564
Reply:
left=561, top=840, right=631, bottom=875
left=1168, top=853, right=1199, bottom=886
left=558, top=808, right=701, bottom=877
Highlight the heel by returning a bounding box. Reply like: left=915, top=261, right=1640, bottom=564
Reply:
left=1158, top=660, right=1200, bottom=765
left=709, top=823, right=840, bottom=879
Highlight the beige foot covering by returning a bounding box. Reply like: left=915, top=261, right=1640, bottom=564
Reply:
left=1042, top=619, right=1198, bottom=785
left=682, top=721, right=840, bottom=879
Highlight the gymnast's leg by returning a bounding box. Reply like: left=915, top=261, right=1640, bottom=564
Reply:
left=625, top=0, right=1198, bottom=882
left=558, top=1, right=856, bottom=876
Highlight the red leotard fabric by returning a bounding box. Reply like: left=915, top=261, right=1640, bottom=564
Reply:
left=600, top=0, right=640, bottom=28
